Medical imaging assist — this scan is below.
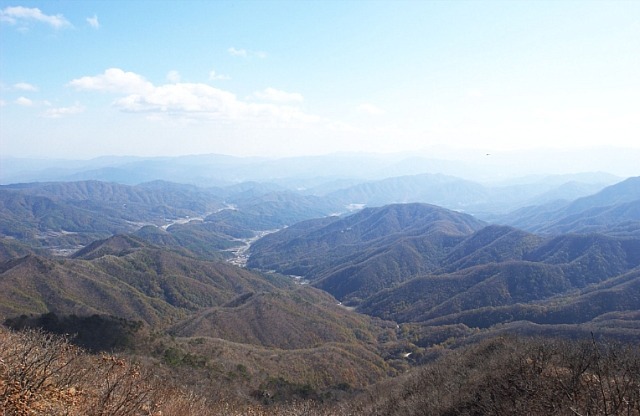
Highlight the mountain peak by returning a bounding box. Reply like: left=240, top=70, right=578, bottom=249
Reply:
left=71, top=234, right=148, bottom=260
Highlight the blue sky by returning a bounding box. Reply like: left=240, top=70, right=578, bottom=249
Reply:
left=1, top=0, right=639, bottom=164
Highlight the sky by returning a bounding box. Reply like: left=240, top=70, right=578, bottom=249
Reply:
left=1, top=1, right=640, bottom=166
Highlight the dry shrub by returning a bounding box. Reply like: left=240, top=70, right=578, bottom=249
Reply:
left=1, top=328, right=86, bottom=415
left=350, top=336, right=640, bottom=416
left=0, top=327, right=343, bottom=416
left=0, top=328, right=164, bottom=415
left=9, top=326, right=637, bottom=416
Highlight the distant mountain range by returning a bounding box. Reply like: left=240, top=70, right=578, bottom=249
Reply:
left=496, top=176, right=640, bottom=235
left=2, top=149, right=636, bottom=186
left=0, top=180, right=343, bottom=252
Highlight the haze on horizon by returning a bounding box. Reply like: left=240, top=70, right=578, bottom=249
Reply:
left=1, top=1, right=639, bottom=177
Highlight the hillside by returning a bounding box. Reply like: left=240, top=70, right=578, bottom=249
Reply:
left=248, top=203, right=486, bottom=302
left=2, top=180, right=224, bottom=221
left=498, top=176, right=640, bottom=235
left=349, top=336, right=640, bottom=416
left=0, top=324, right=391, bottom=415
left=221, top=190, right=342, bottom=227
left=4, top=326, right=638, bottom=415
left=438, top=225, right=543, bottom=272
left=325, top=173, right=488, bottom=211
left=358, top=261, right=572, bottom=323
left=0, top=238, right=292, bottom=326
left=356, top=230, right=640, bottom=330
left=0, top=188, right=130, bottom=248
left=0, top=237, right=38, bottom=261
left=0, top=180, right=226, bottom=251
left=0, top=237, right=405, bottom=400
left=324, top=172, right=619, bottom=216
left=0, top=180, right=348, bottom=257
left=247, top=201, right=640, bottom=346
left=169, top=286, right=388, bottom=350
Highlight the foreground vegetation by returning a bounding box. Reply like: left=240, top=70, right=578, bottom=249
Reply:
left=2, top=327, right=639, bottom=415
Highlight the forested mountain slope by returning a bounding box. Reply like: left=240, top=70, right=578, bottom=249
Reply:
left=169, top=286, right=390, bottom=350
left=0, top=237, right=291, bottom=326
left=249, top=202, right=640, bottom=339
left=248, top=203, right=486, bottom=301
left=498, top=176, right=640, bottom=235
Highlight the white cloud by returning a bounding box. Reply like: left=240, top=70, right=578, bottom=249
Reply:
left=115, top=83, right=239, bottom=115
left=357, top=103, right=385, bottom=115
left=0, top=6, right=71, bottom=29
left=15, top=96, right=33, bottom=106
left=68, top=68, right=154, bottom=94
left=166, top=70, right=181, bottom=83
left=43, top=104, right=85, bottom=118
left=0, top=99, right=6, bottom=107
left=67, top=68, right=319, bottom=125
left=86, top=14, right=99, bottom=29
left=14, top=82, right=38, bottom=92
left=228, top=47, right=247, bottom=57
left=253, top=87, right=304, bottom=103
left=228, top=47, right=266, bottom=58
left=208, top=70, right=230, bottom=81
left=69, top=68, right=318, bottom=126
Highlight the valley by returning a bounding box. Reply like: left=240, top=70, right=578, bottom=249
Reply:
left=160, top=213, right=211, bottom=230
left=225, top=229, right=281, bottom=267
left=1, top=166, right=639, bottom=414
